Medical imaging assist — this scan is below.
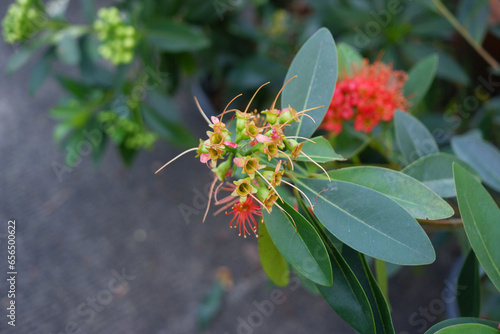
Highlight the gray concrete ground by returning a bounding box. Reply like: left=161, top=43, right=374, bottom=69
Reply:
left=0, top=3, right=459, bottom=333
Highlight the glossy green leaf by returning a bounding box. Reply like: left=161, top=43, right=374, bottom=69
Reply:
left=451, top=130, right=500, bottom=193
left=294, top=270, right=320, bottom=295
left=29, top=48, right=55, bottom=95
left=293, top=177, right=435, bottom=265
left=457, top=0, right=489, bottom=44
left=342, top=246, right=395, bottom=334
left=436, top=52, right=469, bottom=85
left=333, top=123, right=371, bottom=159
left=258, top=218, right=289, bottom=287
left=146, top=21, right=210, bottom=52
left=262, top=201, right=332, bottom=286
left=118, top=142, right=138, bottom=166
left=78, top=0, right=95, bottom=22
left=196, top=281, right=224, bottom=330
left=337, top=42, right=362, bottom=76
left=329, top=166, right=453, bottom=220
left=62, top=130, right=85, bottom=168
left=282, top=28, right=337, bottom=139
left=402, top=153, right=480, bottom=198
left=56, top=32, right=81, bottom=65
left=434, top=323, right=499, bottom=333
left=412, top=17, right=453, bottom=39
left=7, top=32, right=53, bottom=73
left=425, top=317, right=500, bottom=333
left=56, top=76, right=93, bottom=99
left=404, top=54, right=438, bottom=107
left=294, top=136, right=344, bottom=163
left=53, top=122, right=73, bottom=142
left=401, top=43, right=469, bottom=85
left=395, top=110, right=439, bottom=164
left=141, top=105, right=196, bottom=148
left=317, top=230, right=376, bottom=334
left=457, top=249, right=481, bottom=317
left=454, top=163, right=500, bottom=292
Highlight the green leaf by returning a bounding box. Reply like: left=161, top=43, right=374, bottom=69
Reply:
left=119, top=142, right=138, bottom=166
left=62, top=130, right=85, bottom=168
left=402, top=153, right=480, bottom=198
left=294, top=270, right=320, bottom=294
left=333, top=123, right=371, bottom=159
left=337, top=42, right=362, bottom=76
left=262, top=200, right=332, bottom=286
left=294, top=136, right=344, bottom=163
left=146, top=21, right=210, bottom=52
left=56, top=32, right=81, bottom=65
left=258, top=218, right=289, bottom=287
left=282, top=28, right=337, bottom=139
left=329, top=166, right=453, bottom=220
left=342, top=246, right=395, bottom=334
left=394, top=110, right=439, bottom=164
left=433, top=323, right=499, bottom=333
left=457, top=249, right=481, bottom=317
left=451, top=130, right=500, bottom=193
left=434, top=51, right=469, bottom=86
left=457, top=0, right=489, bottom=44
left=56, top=76, right=93, bottom=99
left=454, top=163, right=500, bottom=292
left=141, top=105, right=196, bottom=148
left=53, top=122, right=74, bottom=142
left=293, top=177, right=435, bottom=265
left=6, top=32, right=54, bottom=74
left=317, top=231, right=376, bottom=334
left=29, top=48, right=55, bottom=95
left=78, top=0, right=95, bottom=22
left=426, top=318, right=500, bottom=334
left=400, top=43, right=469, bottom=85
left=404, top=54, right=438, bottom=107
left=196, top=281, right=224, bottom=330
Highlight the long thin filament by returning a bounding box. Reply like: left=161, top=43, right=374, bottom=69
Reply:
left=155, top=147, right=198, bottom=174
left=194, top=96, right=212, bottom=125
left=244, top=82, right=270, bottom=114
left=270, top=75, right=298, bottom=110
left=300, top=151, right=331, bottom=182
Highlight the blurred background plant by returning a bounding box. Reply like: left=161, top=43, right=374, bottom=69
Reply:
left=3, top=0, right=499, bottom=166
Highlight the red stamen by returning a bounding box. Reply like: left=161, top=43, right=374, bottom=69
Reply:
left=225, top=197, right=262, bottom=238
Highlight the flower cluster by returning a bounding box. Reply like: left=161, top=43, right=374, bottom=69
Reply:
left=2, top=0, right=44, bottom=43
left=321, top=59, right=409, bottom=134
left=93, top=7, right=138, bottom=65
left=157, top=85, right=314, bottom=237
left=99, top=111, right=157, bottom=149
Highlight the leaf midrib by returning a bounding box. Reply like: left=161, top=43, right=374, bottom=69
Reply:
left=463, top=193, right=500, bottom=285
left=293, top=38, right=324, bottom=137
left=294, top=178, right=431, bottom=259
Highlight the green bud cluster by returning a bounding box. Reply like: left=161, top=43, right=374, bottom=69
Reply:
left=93, top=7, right=138, bottom=65
left=99, top=111, right=157, bottom=149
left=2, top=0, right=44, bottom=43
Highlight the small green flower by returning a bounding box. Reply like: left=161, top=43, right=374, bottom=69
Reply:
left=2, top=0, right=45, bottom=43
left=93, top=7, right=138, bottom=65
left=99, top=112, right=157, bottom=150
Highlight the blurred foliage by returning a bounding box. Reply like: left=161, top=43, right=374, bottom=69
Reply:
left=2, top=0, right=500, bottom=166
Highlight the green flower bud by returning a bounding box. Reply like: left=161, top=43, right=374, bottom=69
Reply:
left=212, top=158, right=232, bottom=181
left=256, top=186, right=271, bottom=202
left=262, top=109, right=279, bottom=125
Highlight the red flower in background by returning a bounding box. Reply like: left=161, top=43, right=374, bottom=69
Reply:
left=321, top=59, right=409, bottom=135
